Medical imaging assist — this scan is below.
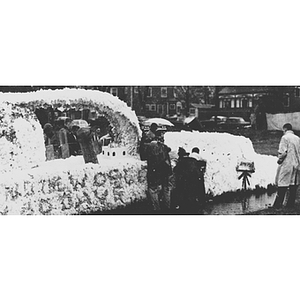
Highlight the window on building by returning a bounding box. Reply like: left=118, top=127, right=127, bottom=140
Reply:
left=189, top=108, right=196, bottom=115
left=249, top=98, right=253, bottom=108
left=145, top=104, right=151, bottom=111
left=173, top=89, right=177, bottom=98
left=147, top=87, right=152, bottom=97
left=283, top=93, right=290, bottom=107
left=157, top=104, right=162, bottom=114
left=134, top=87, right=139, bottom=94
left=150, top=104, right=156, bottom=111
left=224, top=100, right=231, bottom=109
left=241, top=99, right=248, bottom=108
left=110, top=87, right=118, bottom=96
left=161, top=87, right=167, bottom=98
left=231, top=99, right=235, bottom=108
left=169, top=104, right=176, bottom=110
left=295, top=87, right=300, bottom=97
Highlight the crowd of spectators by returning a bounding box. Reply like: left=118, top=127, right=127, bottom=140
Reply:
left=43, top=118, right=112, bottom=161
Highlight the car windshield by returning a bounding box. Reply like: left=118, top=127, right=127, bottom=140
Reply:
left=210, top=116, right=226, bottom=121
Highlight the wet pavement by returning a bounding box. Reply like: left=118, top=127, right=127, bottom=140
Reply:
left=87, top=186, right=300, bottom=215
left=203, top=191, right=276, bottom=215
left=89, top=188, right=279, bottom=215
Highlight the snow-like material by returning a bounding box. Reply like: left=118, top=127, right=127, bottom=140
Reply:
left=164, top=131, right=278, bottom=196
left=0, top=88, right=142, bottom=157
left=0, top=89, right=145, bottom=214
left=0, top=102, right=45, bottom=173
left=0, top=90, right=279, bottom=214
left=0, top=130, right=279, bottom=214
left=0, top=154, right=147, bottom=215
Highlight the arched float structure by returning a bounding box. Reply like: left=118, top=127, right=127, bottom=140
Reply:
left=0, top=89, right=147, bottom=215
left=0, top=88, right=142, bottom=164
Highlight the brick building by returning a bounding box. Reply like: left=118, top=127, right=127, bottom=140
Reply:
left=106, top=86, right=214, bottom=118
left=211, top=86, right=300, bottom=121
left=122, top=86, right=180, bottom=117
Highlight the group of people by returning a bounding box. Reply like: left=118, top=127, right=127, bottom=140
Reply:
left=43, top=120, right=108, bottom=161
left=140, top=123, right=207, bottom=213
left=44, top=118, right=300, bottom=212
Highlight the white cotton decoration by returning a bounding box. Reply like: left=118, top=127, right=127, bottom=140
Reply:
left=164, top=131, right=278, bottom=196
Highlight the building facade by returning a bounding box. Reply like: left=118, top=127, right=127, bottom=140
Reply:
left=105, top=86, right=215, bottom=118
left=104, top=86, right=184, bottom=117
left=218, top=86, right=300, bottom=111
left=103, top=86, right=300, bottom=120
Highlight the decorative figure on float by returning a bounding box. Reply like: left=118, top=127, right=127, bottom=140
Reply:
left=76, top=126, right=99, bottom=164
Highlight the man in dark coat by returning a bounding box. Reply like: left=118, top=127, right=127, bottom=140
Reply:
left=144, top=130, right=172, bottom=212
left=68, top=125, right=81, bottom=156
left=139, top=123, right=158, bottom=160
left=173, top=147, right=206, bottom=213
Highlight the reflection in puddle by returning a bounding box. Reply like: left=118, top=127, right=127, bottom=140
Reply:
left=204, top=191, right=276, bottom=215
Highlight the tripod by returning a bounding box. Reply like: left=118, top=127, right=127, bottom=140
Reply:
left=238, top=170, right=253, bottom=190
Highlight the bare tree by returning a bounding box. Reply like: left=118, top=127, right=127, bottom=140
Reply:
left=173, top=86, right=211, bottom=116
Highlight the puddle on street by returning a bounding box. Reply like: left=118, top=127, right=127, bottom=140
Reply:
left=204, top=191, right=277, bottom=215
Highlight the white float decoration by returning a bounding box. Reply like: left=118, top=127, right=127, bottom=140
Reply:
left=164, top=131, right=278, bottom=197
left=0, top=88, right=279, bottom=215
left=101, top=146, right=128, bottom=159
left=0, top=88, right=146, bottom=215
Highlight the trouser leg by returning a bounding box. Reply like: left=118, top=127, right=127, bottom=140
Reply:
left=161, top=177, right=171, bottom=211
left=148, top=182, right=160, bottom=211
left=273, top=187, right=288, bottom=208
left=286, top=185, right=298, bottom=208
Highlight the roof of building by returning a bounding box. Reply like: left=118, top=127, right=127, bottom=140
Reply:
left=219, top=86, right=270, bottom=95
left=191, top=103, right=215, bottom=109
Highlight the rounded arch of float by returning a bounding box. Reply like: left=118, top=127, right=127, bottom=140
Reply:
left=0, top=88, right=142, bottom=158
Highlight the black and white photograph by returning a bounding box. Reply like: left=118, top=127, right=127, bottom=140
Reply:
left=2, top=85, right=300, bottom=216
left=2, top=1, right=300, bottom=300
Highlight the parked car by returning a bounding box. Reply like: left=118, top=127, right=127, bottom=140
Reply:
left=57, top=116, right=71, bottom=123
left=209, top=115, right=228, bottom=122
left=217, top=117, right=251, bottom=130
left=200, top=116, right=227, bottom=130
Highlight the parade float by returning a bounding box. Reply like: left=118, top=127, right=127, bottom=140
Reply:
left=0, top=88, right=146, bottom=215
left=0, top=88, right=278, bottom=215
left=164, top=131, right=278, bottom=196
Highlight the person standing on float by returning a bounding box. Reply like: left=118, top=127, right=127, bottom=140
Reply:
left=273, top=123, right=300, bottom=209
left=76, top=126, right=99, bottom=164
left=57, top=119, right=70, bottom=159
left=43, top=123, right=60, bottom=160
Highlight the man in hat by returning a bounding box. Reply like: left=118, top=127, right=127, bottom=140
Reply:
left=139, top=122, right=158, bottom=160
